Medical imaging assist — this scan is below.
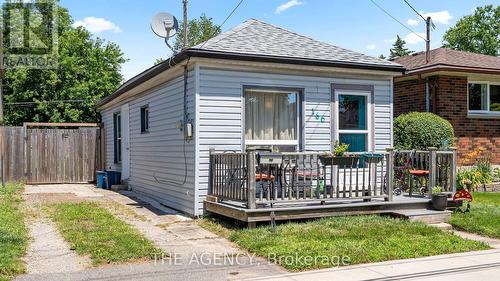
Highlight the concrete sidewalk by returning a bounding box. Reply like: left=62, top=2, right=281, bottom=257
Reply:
left=245, top=249, right=500, bottom=281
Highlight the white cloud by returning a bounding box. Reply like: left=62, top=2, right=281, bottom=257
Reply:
left=275, top=0, right=303, bottom=14
left=366, top=44, right=377, bottom=50
left=404, top=32, right=426, bottom=44
left=421, top=10, right=452, bottom=25
left=384, top=38, right=396, bottom=43
left=72, top=17, right=121, bottom=33
left=407, top=19, right=420, bottom=26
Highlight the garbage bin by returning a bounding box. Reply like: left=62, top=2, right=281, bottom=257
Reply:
left=96, top=171, right=106, bottom=189
left=105, top=170, right=121, bottom=189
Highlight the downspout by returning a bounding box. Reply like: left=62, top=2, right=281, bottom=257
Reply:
left=425, top=77, right=430, bottom=112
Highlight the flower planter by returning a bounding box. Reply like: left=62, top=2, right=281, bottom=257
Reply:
left=431, top=194, right=448, bottom=211
left=319, top=155, right=359, bottom=167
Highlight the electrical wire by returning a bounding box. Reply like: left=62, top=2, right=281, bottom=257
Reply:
left=369, top=0, right=426, bottom=41
left=155, top=0, right=246, bottom=188
left=403, top=0, right=426, bottom=21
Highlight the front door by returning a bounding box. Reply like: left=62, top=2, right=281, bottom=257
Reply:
left=120, top=104, right=130, bottom=180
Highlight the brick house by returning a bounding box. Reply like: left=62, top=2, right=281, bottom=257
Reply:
left=393, top=48, right=500, bottom=165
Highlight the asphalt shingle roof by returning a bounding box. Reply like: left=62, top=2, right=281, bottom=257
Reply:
left=393, top=48, right=500, bottom=72
left=191, top=19, right=402, bottom=68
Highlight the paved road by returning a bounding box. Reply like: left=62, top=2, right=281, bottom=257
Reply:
left=245, top=249, right=500, bottom=281
left=16, top=249, right=500, bottom=281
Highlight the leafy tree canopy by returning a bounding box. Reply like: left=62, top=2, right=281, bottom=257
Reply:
left=442, top=5, right=499, bottom=56
left=389, top=35, right=413, bottom=59
left=2, top=0, right=126, bottom=125
left=173, top=14, right=221, bottom=53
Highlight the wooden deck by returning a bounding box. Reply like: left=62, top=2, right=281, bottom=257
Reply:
left=205, top=195, right=457, bottom=226
left=206, top=149, right=458, bottom=227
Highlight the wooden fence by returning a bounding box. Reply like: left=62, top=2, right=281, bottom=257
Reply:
left=0, top=126, right=102, bottom=184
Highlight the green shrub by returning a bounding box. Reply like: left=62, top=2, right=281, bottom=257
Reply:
left=394, top=112, right=454, bottom=150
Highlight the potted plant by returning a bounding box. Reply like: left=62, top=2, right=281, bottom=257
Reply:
left=431, top=186, right=448, bottom=211
left=319, top=141, right=358, bottom=167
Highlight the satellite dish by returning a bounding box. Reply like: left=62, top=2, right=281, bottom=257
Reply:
left=151, top=13, right=178, bottom=39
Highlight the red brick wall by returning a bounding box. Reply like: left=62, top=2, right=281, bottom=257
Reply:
left=434, top=76, right=500, bottom=165
left=394, top=75, right=500, bottom=164
left=393, top=79, right=426, bottom=117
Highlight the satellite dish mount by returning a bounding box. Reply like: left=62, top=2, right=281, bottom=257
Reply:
left=151, top=12, right=179, bottom=53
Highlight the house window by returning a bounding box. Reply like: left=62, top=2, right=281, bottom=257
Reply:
left=113, top=112, right=122, bottom=163
left=336, top=92, right=370, bottom=152
left=244, top=88, right=300, bottom=151
left=468, top=82, right=500, bottom=114
left=140, top=105, right=149, bottom=133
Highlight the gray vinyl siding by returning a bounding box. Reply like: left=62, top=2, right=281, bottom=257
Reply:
left=101, top=71, right=196, bottom=215
left=196, top=67, right=393, bottom=212
left=102, top=104, right=122, bottom=172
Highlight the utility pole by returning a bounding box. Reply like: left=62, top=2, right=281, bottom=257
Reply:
left=183, top=0, right=188, bottom=50
left=425, top=16, right=431, bottom=63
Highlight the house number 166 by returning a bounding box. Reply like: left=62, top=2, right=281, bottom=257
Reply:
left=311, top=109, right=326, bottom=123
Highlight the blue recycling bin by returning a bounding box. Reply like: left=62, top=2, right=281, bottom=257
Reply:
left=96, top=171, right=106, bottom=189
left=105, top=170, right=121, bottom=189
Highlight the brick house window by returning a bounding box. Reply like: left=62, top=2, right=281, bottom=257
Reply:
left=468, top=82, right=500, bottom=115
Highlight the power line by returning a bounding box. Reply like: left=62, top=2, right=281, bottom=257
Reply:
left=369, top=0, right=426, bottom=41
left=197, top=0, right=245, bottom=50
left=403, top=0, right=426, bottom=21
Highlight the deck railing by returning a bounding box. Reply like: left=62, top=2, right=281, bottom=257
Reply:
left=208, top=148, right=456, bottom=209
left=393, top=148, right=456, bottom=196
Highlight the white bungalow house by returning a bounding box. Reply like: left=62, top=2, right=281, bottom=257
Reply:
left=96, top=19, right=405, bottom=216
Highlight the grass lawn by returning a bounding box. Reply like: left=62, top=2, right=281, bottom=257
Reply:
left=450, top=192, right=500, bottom=238
left=0, top=183, right=28, bottom=281
left=48, top=202, right=162, bottom=266
left=199, top=215, right=488, bottom=271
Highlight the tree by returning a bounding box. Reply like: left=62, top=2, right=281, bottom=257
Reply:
left=2, top=1, right=126, bottom=125
left=442, top=5, right=499, bottom=56
left=389, top=35, right=413, bottom=59
left=378, top=54, right=386, bottom=60
left=173, top=14, right=221, bottom=53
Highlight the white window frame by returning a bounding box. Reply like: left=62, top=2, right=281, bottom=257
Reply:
left=334, top=90, right=373, bottom=152
left=243, top=88, right=301, bottom=149
left=468, top=80, right=500, bottom=117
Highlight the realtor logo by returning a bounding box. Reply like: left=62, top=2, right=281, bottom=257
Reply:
left=1, top=0, right=58, bottom=69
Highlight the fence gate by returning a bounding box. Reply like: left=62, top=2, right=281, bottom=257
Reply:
left=0, top=124, right=102, bottom=184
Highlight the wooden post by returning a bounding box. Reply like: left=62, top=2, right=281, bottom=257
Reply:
left=1, top=155, right=5, bottom=192
left=428, top=147, right=437, bottom=198
left=450, top=147, right=457, bottom=194
left=209, top=148, right=215, bottom=196
left=385, top=148, right=394, bottom=201
left=246, top=150, right=256, bottom=209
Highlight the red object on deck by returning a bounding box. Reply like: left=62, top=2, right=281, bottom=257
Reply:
left=409, top=169, right=430, bottom=176
left=255, top=173, right=275, bottom=181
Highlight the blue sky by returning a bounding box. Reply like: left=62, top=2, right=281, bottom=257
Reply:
left=59, top=0, right=497, bottom=80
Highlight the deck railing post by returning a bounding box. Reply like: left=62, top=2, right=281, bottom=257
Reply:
left=385, top=148, right=394, bottom=201
left=428, top=147, right=437, bottom=198
left=208, top=148, right=215, bottom=196
left=246, top=150, right=256, bottom=209
left=450, top=147, right=457, bottom=194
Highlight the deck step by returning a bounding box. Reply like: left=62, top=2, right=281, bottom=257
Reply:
left=391, top=209, right=452, bottom=224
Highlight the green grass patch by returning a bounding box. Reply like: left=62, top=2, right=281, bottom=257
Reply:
left=201, top=215, right=489, bottom=271
left=450, top=192, right=500, bottom=238
left=48, top=202, right=162, bottom=266
left=0, top=183, right=28, bottom=281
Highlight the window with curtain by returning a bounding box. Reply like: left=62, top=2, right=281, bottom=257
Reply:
left=244, top=89, right=299, bottom=148
left=338, top=94, right=369, bottom=152
left=468, top=82, right=500, bottom=114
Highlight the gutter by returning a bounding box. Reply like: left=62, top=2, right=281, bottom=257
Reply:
left=97, top=49, right=405, bottom=109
